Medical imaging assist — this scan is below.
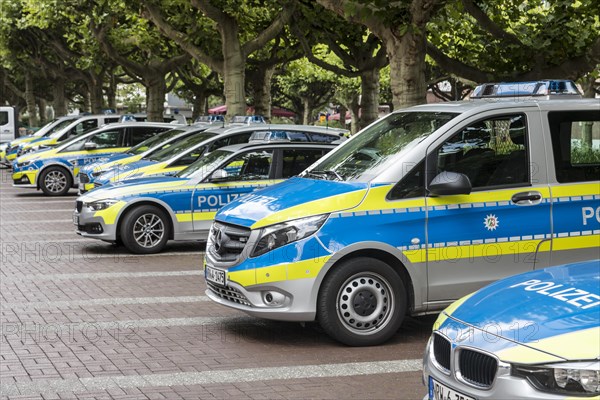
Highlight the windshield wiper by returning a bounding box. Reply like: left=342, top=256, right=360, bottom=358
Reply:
left=306, top=170, right=343, bottom=181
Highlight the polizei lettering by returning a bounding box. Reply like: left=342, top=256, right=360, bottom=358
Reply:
left=198, top=193, right=241, bottom=208
left=510, top=279, right=600, bottom=309
left=582, top=206, right=600, bottom=225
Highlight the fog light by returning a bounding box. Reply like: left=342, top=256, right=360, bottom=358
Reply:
left=263, top=291, right=286, bottom=306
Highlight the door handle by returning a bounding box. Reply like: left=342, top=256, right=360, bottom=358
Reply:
left=511, top=191, right=542, bottom=205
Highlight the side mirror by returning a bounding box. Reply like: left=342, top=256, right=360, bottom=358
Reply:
left=209, top=169, right=228, bottom=182
left=84, top=142, right=98, bottom=150
left=428, top=171, right=472, bottom=196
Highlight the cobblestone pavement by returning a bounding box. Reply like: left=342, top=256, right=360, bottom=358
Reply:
left=0, top=169, right=436, bottom=399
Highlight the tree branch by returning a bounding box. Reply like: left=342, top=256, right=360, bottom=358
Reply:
left=426, top=42, right=494, bottom=82
left=141, top=1, right=223, bottom=72
left=461, top=0, right=522, bottom=45
left=242, top=3, right=296, bottom=57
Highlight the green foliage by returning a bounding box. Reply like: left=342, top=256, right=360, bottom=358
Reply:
left=572, top=145, right=600, bottom=164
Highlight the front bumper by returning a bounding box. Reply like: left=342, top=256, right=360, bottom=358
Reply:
left=422, top=331, right=580, bottom=400
left=73, top=204, right=118, bottom=241
left=12, top=170, right=38, bottom=188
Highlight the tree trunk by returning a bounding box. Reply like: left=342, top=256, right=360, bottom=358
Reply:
left=106, top=74, right=117, bottom=110
left=302, top=98, right=311, bottom=125
left=37, top=98, right=48, bottom=125
left=252, top=66, right=275, bottom=121
left=387, top=31, right=427, bottom=109
left=337, top=105, right=348, bottom=130
left=52, top=79, right=68, bottom=117
left=25, top=72, right=38, bottom=127
left=146, top=75, right=166, bottom=122
left=192, top=91, right=207, bottom=119
left=89, top=79, right=104, bottom=114
left=222, top=25, right=247, bottom=119
left=360, top=68, right=380, bottom=128
left=82, top=90, right=91, bottom=113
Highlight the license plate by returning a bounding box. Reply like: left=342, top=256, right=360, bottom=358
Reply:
left=73, top=215, right=79, bottom=226
left=205, top=266, right=226, bottom=286
left=429, top=377, right=475, bottom=400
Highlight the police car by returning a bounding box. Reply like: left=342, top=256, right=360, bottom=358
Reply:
left=423, top=260, right=599, bottom=400
left=17, top=114, right=122, bottom=157
left=203, top=81, right=600, bottom=346
left=12, top=122, right=174, bottom=195
left=90, top=124, right=346, bottom=189
left=1, top=115, right=80, bottom=166
left=77, top=125, right=219, bottom=194
left=73, top=142, right=336, bottom=253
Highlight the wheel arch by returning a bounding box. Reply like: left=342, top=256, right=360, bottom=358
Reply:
left=37, top=162, right=75, bottom=189
left=313, top=242, right=422, bottom=316
left=115, top=198, right=177, bottom=241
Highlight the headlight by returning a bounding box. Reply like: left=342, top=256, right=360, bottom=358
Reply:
left=16, top=160, right=33, bottom=168
left=513, top=361, right=599, bottom=395
left=92, top=170, right=107, bottom=178
left=251, top=214, right=328, bottom=257
left=85, top=199, right=119, bottom=211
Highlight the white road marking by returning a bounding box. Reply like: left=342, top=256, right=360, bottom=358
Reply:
left=0, top=359, right=423, bottom=396
left=2, top=295, right=210, bottom=309
left=1, top=270, right=203, bottom=282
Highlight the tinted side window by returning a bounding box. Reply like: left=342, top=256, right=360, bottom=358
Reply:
left=130, top=127, right=167, bottom=146
left=68, top=120, right=98, bottom=139
left=388, top=161, right=425, bottom=200
left=281, top=149, right=326, bottom=177
left=87, top=128, right=123, bottom=149
left=0, top=111, right=8, bottom=125
left=207, top=133, right=252, bottom=152
left=433, top=114, right=529, bottom=189
left=548, top=111, right=600, bottom=183
left=170, top=146, right=207, bottom=167
left=286, top=132, right=309, bottom=142
left=104, top=117, right=120, bottom=124
left=307, top=133, right=339, bottom=143
left=221, top=150, right=273, bottom=181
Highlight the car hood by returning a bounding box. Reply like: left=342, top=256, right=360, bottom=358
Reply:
left=216, top=177, right=370, bottom=229
left=444, top=261, right=600, bottom=360
left=16, top=147, right=60, bottom=163
left=90, top=154, right=141, bottom=173
left=80, top=176, right=190, bottom=201
left=94, top=159, right=159, bottom=183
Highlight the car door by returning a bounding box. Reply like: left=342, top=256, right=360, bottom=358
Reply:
left=191, top=149, right=277, bottom=233
left=425, top=112, right=552, bottom=302
left=546, top=110, right=600, bottom=265
left=61, top=127, right=128, bottom=176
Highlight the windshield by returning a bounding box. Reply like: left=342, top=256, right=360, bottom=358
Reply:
left=147, top=132, right=216, bottom=162
left=176, top=149, right=233, bottom=179
left=127, top=128, right=183, bottom=155
left=304, top=111, right=458, bottom=182
left=44, top=118, right=77, bottom=138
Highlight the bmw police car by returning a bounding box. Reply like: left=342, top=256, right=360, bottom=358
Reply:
left=423, top=260, right=599, bottom=400
left=203, top=81, right=600, bottom=346
left=78, top=125, right=217, bottom=193
left=73, top=142, right=336, bottom=253
left=12, top=122, right=174, bottom=195
left=90, top=124, right=346, bottom=189
left=1, top=115, right=79, bottom=166
left=17, top=113, right=122, bottom=157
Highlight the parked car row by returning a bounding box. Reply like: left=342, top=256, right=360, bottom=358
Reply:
left=5, top=81, right=599, bottom=400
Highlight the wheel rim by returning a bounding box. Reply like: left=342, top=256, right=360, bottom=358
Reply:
left=44, top=170, right=68, bottom=193
left=132, top=213, right=165, bottom=248
left=335, top=272, right=395, bottom=336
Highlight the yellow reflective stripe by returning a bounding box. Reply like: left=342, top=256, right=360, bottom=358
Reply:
left=252, top=189, right=368, bottom=229
left=403, top=239, right=545, bottom=264
left=553, top=235, right=600, bottom=252
left=175, top=212, right=217, bottom=223
left=353, top=185, right=425, bottom=211
left=12, top=170, right=38, bottom=183
left=228, top=256, right=331, bottom=287
left=428, top=187, right=552, bottom=207
left=551, top=182, right=600, bottom=197
left=496, top=327, right=600, bottom=364
left=84, top=183, right=95, bottom=191
left=403, top=234, right=599, bottom=263
left=93, top=201, right=127, bottom=225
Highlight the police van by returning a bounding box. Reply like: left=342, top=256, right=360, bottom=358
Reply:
left=204, top=81, right=600, bottom=346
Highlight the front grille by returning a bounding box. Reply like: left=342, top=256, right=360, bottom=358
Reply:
left=79, top=173, right=90, bottom=183
left=458, top=349, right=498, bottom=387
left=206, top=281, right=251, bottom=306
left=209, top=221, right=251, bottom=262
left=76, top=201, right=83, bottom=213
left=432, top=333, right=451, bottom=371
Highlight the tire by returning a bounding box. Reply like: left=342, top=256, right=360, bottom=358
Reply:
left=120, top=205, right=170, bottom=254
left=39, top=166, right=72, bottom=196
left=317, top=257, right=407, bottom=346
